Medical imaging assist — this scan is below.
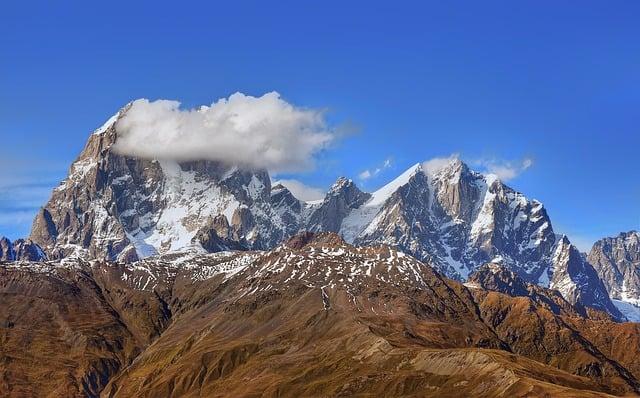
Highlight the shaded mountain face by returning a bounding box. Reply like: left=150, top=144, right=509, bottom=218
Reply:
left=1, top=233, right=639, bottom=397
left=589, top=231, right=640, bottom=304
left=0, top=236, right=46, bottom=261
left=21, top=105, right=623, bottom=319
left=468, top=261, right=617, bottom=321
left=549, top=236, right=625, bottom=320
left=341, top=161, right=557, bottom=283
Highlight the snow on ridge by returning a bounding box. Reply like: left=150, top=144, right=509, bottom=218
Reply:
left=244, top=244, right=431, bottom=297
left=125, top=160, right=241, bottom=259
left=92, top=111, right=121, bottom=135
left=339, top=163, right=422, bottom=243
left=368, top=163, right=422, bottom=206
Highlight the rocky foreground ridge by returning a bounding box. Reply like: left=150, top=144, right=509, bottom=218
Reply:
left=1, top=233, right=640, bottom=397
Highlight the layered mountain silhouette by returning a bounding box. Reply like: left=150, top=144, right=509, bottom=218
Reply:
left=19, top=105, right=631, bottom=319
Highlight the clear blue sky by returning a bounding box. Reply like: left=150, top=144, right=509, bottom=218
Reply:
left=1, top=1, right=638, bottom=250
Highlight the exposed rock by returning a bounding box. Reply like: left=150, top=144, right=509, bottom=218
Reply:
left=469, top=261, right=587, bottom=318
left=550, top=236, right=624, bottom=320
left=29, top=107, right=306, bottom=260
left=0, top=237, right=46, bottom=261
left=588, top=231, right=640, bottom=303
left=0, top=237, right=13, bottom=261
left=306, top=177, right=371, bottom=232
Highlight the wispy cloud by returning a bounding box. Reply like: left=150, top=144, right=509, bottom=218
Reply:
left=358, top=158, right=392, bottom=181
left=421, top=153, right=460, bottom=176
left=472, top=157, right=534, bottom=181
left=273, top=179, right=325, bottom=202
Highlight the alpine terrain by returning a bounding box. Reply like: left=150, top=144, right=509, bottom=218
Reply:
left=23, top=104, right=628, bottom=320
left=1, top=104, right=639, bottom=397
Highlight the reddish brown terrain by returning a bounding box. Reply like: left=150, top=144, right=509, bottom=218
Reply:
left=1, top=233, right=639, bottom=397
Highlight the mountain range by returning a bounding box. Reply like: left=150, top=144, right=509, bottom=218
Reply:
left=1, top=104, right=639, bottom=396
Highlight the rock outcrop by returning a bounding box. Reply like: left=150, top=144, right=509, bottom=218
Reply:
left=589, top=231, right=640, bottom=303
left=0, top=237, right=46, bottom=261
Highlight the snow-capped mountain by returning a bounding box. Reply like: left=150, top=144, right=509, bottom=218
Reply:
left=549, top=236, right=623, bottom=319
left=340, top=160, right=557, bottom=282
left=23, top=104, right=624, bottom=318
left=588, top=231, right=640, bottom=320
left=29, top=106, right=313, bottom=262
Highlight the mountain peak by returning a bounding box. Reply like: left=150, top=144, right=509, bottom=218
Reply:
left=328, top=176, right=354, bottom=194
left=588, top=229, right=640, bottom=312
left=551, top=236, right=625, bottom=320
left=425, top=157, right=469, bottom=177
left=0, top=236, right=46, bottom=261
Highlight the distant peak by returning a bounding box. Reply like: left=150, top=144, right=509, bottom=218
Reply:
left=328, top=176, right=355, bottom=194
left=422, top=156, right=472, bottom=180
left=394, top=162, right=423, bottom=181
left=557, top=235, right=571, bottom=246
left=271, top=183, right=287, bottom=191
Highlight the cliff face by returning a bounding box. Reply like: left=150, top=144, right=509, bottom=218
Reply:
left=589, top=231, right=640, bottom=303
left=0, top=236, right=45, bottom=261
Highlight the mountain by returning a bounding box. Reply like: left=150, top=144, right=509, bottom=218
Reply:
left=2, top=233, right=640, bottom=397
left=467, top=261, right=591, bottom=318
left=0, top=236, right=46, bottom=261
left=588, top=231, right=640, bottom=320
left=340, top=160, right=556, bottom=282
left=22, top=104, right=622, bottom=318
left=29, top=106, right=307, bottom=262
left=549, top=236, right=624, bottom=320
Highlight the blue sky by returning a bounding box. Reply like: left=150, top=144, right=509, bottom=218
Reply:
left=1, top=1, right=638, bottom=250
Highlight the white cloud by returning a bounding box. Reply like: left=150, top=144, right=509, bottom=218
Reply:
left=358, top=158, right=392, bottom=180
left=421, top=153, right=460, bottom=176
left=113, top=92, right=335, bottom=173
left=358, top=170, right=372, bottom=180
left=473, top=157, right=534, bottom=181
left=273, top=179, right=325, bottom=202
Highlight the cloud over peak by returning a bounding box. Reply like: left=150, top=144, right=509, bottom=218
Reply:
left=113, top=92, right=334, bottom=173
left=421, top=153, right=460, bottom=176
